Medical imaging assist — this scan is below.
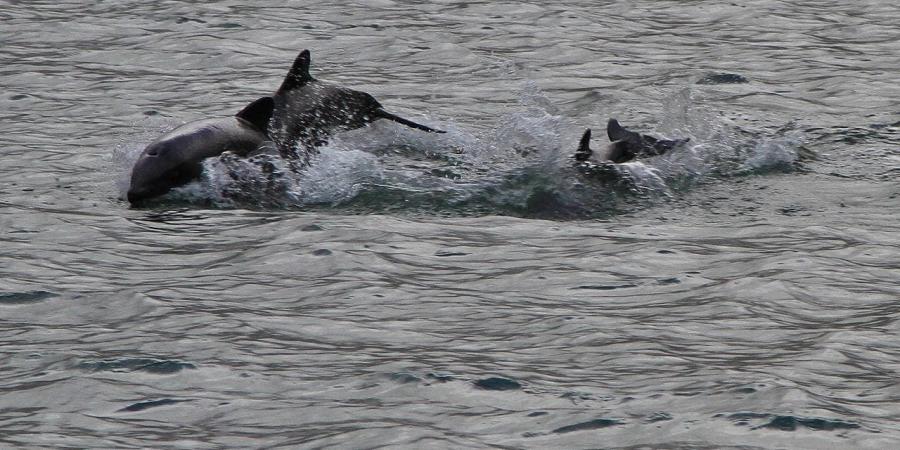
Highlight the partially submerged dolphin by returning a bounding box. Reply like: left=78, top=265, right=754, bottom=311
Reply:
left=575, top=119, right=689, bottom=165
left=573, top=119, right=689, bottom=181
left=127, top=96, right=274, bottom=204
left=269, top=49, right=444, bottom=164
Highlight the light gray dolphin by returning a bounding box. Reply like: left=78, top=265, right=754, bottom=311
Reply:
left=575, top=119, right=689, bottom=164
left=269, top=49, right=444, bottom=164
left=126, top=96, right=274, bottom=204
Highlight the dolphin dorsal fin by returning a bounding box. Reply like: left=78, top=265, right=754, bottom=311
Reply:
left=607, top=118, right=646, bottom=146
left=606, top=118, right=629, bottom=142
left=236, top=96, right=275, bottom=131
left=574, top=129, right=593, bottom=161
left=277, top=49, right=314, bottom=92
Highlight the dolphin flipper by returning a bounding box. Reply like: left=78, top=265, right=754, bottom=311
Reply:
left=373, top=109, right=446, bottom=133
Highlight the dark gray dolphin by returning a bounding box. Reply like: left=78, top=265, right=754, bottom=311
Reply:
left=575, top=119, right=689, bottom=164
left=127, top=96, right=274, bottom=204
left=270, top=49, right=444, bottom=164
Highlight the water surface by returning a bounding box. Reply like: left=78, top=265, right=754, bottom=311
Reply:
left=1, top=1, right=899, bottom=448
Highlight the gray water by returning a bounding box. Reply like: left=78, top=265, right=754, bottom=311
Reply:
left=2, top=1, right=899, bottom=448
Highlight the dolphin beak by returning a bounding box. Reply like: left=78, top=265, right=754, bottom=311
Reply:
left=372, top=109, right=445, bottom=133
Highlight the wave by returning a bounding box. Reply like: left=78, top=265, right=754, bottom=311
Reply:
left=114, top=83, right=806, bottom=218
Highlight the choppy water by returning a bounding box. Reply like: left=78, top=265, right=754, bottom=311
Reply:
left=2, top=1, right=899, bottom=448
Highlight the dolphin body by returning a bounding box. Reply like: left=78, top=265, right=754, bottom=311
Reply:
left=126, top=96, right=274, bottom=204
left=269, top=49, right=444, bottom=165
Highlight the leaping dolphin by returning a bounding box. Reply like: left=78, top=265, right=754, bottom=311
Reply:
left=269, top=49, right=445, bottom=164
left=126, top=96, right=274, bottom=204
left=575, top=119, right=689, bottom=164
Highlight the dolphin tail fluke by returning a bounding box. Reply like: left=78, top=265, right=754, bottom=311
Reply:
left=575, top=129, right=593, bottom=161
left=373, top=109, right=446, bottom=133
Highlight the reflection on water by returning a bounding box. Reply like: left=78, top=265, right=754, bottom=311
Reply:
left=1, top=0, right=899, bottom=448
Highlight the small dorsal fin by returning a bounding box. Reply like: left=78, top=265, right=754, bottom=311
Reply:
left=277, top=49, right=314, bottom=92
left=235, top=96, right=274, bottom=131
left=606, top=118, right=629, bottom=142
left=574, top=129, right=593, bottom=161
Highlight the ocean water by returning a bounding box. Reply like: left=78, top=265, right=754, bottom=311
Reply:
left=1, top=1, right=898, bottom=448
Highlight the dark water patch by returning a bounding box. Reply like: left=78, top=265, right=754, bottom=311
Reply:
left=552, top=418, right=624, bottom=434
left=10, top=94, right=29, bottom=100
left=118, top=398, right=190, bottom=413
left=721, top=412, right=861, bottom=432
left=425, top=372, right=456, bottom=383
left=644, top=412, right=673, bottom=423
left=759, top=415, right=861, bottom=432
left=573, top=284, right=638, bottom=290
left=697, top=73, right=749, bottom=84
left=430, top=168, right=462, bottom=179
left=656, top=277, right=681, bottom=285
left=0, top=291, right=57, bottom=305
left=389, top=372, right=422, bottom=384
left=473, top=377, right=522, bottom=391
left=312, top=249, right=332, bottom=256
left=175, top=16, right=206, bottom=24
left=814, top=126, right=889, bottom=145
left=301, top=224, right=324, bottom=231
left=777, top=205, right=810, bottom=216
left=528, top=411, right=549, bottom=417
left=78, top=358, right=196, bottom=374
left=560, top=391, right=596, bottom=401
left=435, top=250, right=469, bottom=257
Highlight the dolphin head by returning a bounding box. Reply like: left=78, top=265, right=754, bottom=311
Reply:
left=126, top=133, right=209, bottom=204
left=127, top=97, right=274, bottom=204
